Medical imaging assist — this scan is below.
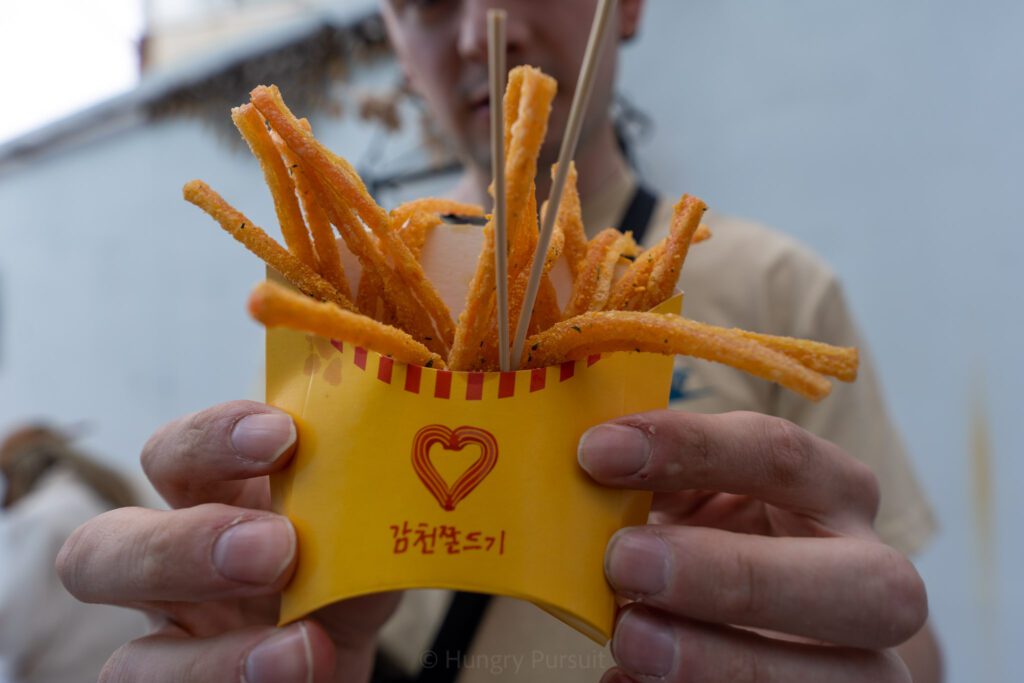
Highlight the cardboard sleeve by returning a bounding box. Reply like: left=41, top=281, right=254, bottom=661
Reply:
left=268, top=295, right=681, bottom=644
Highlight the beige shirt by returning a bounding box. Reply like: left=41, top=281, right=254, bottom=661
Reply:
left=378, top=167, right=937, bottom=681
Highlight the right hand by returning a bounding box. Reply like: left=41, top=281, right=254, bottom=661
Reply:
left=57, top=400, right=399, bottom=683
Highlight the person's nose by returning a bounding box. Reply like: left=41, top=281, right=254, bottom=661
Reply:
left=457, top=0, right=530, bottom=65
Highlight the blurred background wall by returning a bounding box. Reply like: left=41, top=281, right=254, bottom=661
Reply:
left=1, top=1, right=1020, bottom=680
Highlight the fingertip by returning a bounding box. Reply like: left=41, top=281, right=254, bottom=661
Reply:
left=244, top=621, right=335, bottom=683
left=301, top=621, right=339, bottom=683
left=605, top=528, right=670, bottom=598
left=600, top=668, right=637, bottom=683
left=54, top=520, right=83, bottom=595
left=142, top=401, right=298, bottom=508
left=231, top=411, right=297, bottom=465
left=211, top=515, right=297, bottom=587
left=611, top=605, right=677, bottom=678
left=578, top=423, right=651, bottom=481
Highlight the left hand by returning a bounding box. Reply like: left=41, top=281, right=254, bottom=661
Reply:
left=577, top=410, right=927, bottom=683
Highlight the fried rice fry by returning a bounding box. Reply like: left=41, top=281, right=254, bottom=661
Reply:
left=503, top=67, right=525, bottom=156
left=183, top=180, right=353, bottom=311
left=530, top=275, right=562, bottom=335
left=272, top=124, right=352, bottom=302
left=592, top=231, right=636, bottom=312
left=715, top=327, right=859, bottom=381
left=231, top=104, right=317, bottom=270
left=319, top=184, right=440, bottom=350
left=182, top=70, right=855, bottom=407
left=451, top=68, right=555, bottom=370
left=524, top=311, right=832, bottom=401
left=606, top=242, right=662, bottom=311
left=641, top=194, right=706, bottom=311
left=252, top=85, right=452, bottom=354
left=449, top=220, right=497, bottom=370
left=693, top=223, right=712, bottom=244
left=507, top=186, right=539, bottom=342
left=565, top=229, right=633, bottom=317
left=506, top=68, right=556, bottom=276
left=547, top=162, right=587, bottom=279
left=249, top=280, right=444, bottom=369
left=397, top=211, right=444, bottom=259
left=391, top=199, right=485, bottom=229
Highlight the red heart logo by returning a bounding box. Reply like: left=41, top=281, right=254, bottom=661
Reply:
left=411, top=425, right=499, bottom=511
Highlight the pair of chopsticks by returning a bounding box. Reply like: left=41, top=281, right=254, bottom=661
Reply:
left=488, top=0, right=617, bottom=371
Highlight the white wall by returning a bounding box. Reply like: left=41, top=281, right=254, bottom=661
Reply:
left=0, top=52, right=402, bottom=482
left=1, top=1, right=1019, bottom=680
left=619, top=2, right=1022, bottom=681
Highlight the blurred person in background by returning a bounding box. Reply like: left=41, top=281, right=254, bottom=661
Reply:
left=0, top=426, right=149, bottom=683
left=55, top=1, right=941, bottom=682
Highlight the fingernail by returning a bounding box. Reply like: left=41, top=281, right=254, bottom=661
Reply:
left=245, top=623, right=313, bottom=683
left=232, top=413, right=296, bottom=463
left=578, top=424, right=650, bottom=478
left=613, top=609, right=676, bottom=678
left=213, top=517, right=295, bottom=584
left=599, top=670, right=636, bottom=683
left=606, top=529, right=669, bottom=596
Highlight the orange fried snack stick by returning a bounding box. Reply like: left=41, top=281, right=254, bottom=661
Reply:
left=450, top=68, right=556, bottom=370
left=503, top=70, right=556, bottom=352
left=272, top=125, right=352, bottom=302
left=503, top=66, right=525, bottom=157
left=183, top=180, right=353, bottom=311
left=529, top=276, right=562, bottom=335
left=524, top=311, right=832, bottom=401
left=719, top=327, right=858, bottom=381
left=693, top=223, right=712, bottom=244
left=249, top=280, right=444, bottom=369
left=641, top=195, right=706, bottom=310
left=565, top=228, right=633, bottom=318
left=355, top=256, right=397, bottom=325
left=606, top=242, right=662, bottom=311
left=538, top=195, right=567, bottom=275
left=449, top=220, right=498, bottom=370
left=319, top=184, right=439, bottom=351
left=529, top=209, right=565, bottom=333
left=250, top=87, right=436, bottom=349
left=592, top=231, right=636, bottom=312
left=605, top=223, right=710, bottom=311
left=231, top=104, right=317, bottom=270
left=391, top=199, right=485, bottom=229
left=397, top=211, right=444, bottom=259
left=252, top=85, right=455, bottom=354
left=548, top=162, right=588, bottom=279
left=505, top=68, right=556, bottom=278
left=506, top=186, right=540, bottom=347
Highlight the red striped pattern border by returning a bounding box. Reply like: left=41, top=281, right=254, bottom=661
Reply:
left=320, top=340, right=602, bottom=400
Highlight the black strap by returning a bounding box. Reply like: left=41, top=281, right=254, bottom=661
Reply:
left=414, top=591, right=492, bottom=683
left=617, top=183, right=658, bottom=244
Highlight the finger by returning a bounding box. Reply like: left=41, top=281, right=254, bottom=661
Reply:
left=578, top=410, right=880, bottom=523
left=58, top=504, right=296, bottom=605
left=607, top=606, right=911, bottom=683
left=142, top=400, right=297, bottom=508
left=99, top=621, right=335, bottom=683
left=605, top=526, right=928, bottom=649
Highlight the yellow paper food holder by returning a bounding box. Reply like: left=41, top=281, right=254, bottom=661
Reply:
left=267, top=294, right=680, bottom=644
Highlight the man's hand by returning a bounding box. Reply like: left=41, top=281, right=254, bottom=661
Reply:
left=56, top=401, right=399, bottom=683
left=579, top=410, right=927, bottom=683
